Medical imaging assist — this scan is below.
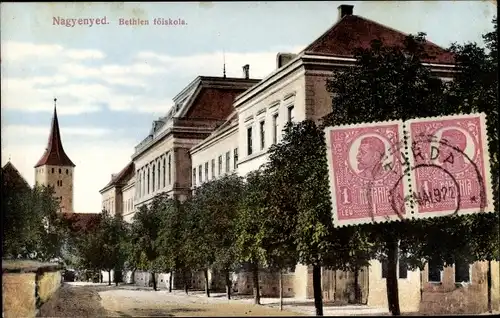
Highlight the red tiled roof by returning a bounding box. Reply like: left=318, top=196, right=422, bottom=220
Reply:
left=302, top=14, right=455, bottom=65
left=99, top=161, right=135, bottom=193
left=60, top=212, right=101, bottom=233
left=34, top=103, right=75, bottom=168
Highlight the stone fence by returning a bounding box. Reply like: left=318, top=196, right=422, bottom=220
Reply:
left=2, top=260, right=63, bottom=318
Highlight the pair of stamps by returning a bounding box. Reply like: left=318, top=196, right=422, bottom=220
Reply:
left=324, top=113, right=494, bottom=227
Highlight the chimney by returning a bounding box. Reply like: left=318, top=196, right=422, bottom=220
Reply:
left=276, top=53, right=297, bottom=69
left=338, top=4, right=354, bottom=21
left=242, top=64, right=250, bottom=79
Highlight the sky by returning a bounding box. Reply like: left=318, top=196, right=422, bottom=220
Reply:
left=1, top=1, right=496, bottom=213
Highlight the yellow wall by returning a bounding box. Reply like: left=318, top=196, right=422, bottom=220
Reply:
left=367, top=259, right=421, bottom=313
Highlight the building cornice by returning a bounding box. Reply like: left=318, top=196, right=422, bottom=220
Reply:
left=234, top=53, right=458, bottom=109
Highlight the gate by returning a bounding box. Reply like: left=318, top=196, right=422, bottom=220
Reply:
left=322, top=267, right=369, bottom=304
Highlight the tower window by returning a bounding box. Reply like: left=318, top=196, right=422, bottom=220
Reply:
left=66, top=169, right=69, bottom=174
left=52, top=168, right=54, bottom=173
left=59, top=168, right=61, bottom=174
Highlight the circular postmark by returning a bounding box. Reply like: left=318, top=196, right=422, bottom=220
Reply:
left=380, top=132, right=487, bottom=221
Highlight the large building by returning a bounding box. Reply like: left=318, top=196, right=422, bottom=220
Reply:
left=101, top=4, right=499, bottom=313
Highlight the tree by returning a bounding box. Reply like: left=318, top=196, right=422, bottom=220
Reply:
left=99, top=210, right=127, bottom=286
left=186, top=173, right=245, bottom=299
left=130, top=195, right=165, bottom=291
left=324, top=28, right=499, bottom=315
left=446, top=17, right=498, bottom=312
left=2, top=169, right=70, bottom=262
left=264, top=120, right=376, bottom=316
left=155, top=196, right=190, bottom=293
left=235, top=169, right=271, bottom=305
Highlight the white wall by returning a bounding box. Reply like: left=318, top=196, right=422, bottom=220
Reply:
left=236, top=67, right=306, bottom=177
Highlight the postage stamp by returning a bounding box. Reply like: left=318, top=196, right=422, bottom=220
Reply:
left=406, top=113, right=494, bottom=219
left=324, top=121, right=408, bottom=227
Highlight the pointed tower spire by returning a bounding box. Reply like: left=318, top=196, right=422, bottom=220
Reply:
left=223, top=48, right=226, bottom=78
left=34, top=98, right=75, bottom=168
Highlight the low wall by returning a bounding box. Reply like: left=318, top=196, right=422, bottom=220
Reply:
left=2, top=260, right=63, bottom=318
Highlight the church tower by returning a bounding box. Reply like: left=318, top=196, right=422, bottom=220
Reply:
left=34, top=98, right=75, bottom=213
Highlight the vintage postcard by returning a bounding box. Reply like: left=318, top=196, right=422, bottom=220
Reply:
left=2, top=2, right=498, bottom=317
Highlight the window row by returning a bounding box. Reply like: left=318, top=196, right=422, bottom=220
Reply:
left=246, top=104, right=294, bottom=156
left=192, top=148, right=238, bottom=186
left=428, top=259, right=470, bottom=284
left=381, top=258, right=471, bottom=283
left=36, top=167, right=70, bottom=175
left=124, top=197, right=134, bottom=213
left=136, top=153, right=172, bottom=199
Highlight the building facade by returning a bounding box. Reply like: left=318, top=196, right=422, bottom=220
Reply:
left=99, top=162, right=135, bottom=217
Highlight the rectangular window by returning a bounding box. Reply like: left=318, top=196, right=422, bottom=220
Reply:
left=205, top=162, right=209, bottom=181
left=272, top=113, right=279, bottom=144
left=428, top=260, right=442, bottom=283
left=192, top=168, right=196, bottom=186
left=198, top=165, right=202, bottom=183
left=247, top=126, right=253, bottom=155
left=454, top=260, right=470, bottom=283
left=225, top=151, right=230, bottom=173
left=233, top=148, right=238, bottom=169
left=211, top=159, right=215, bottom=179
left=287, top=105, right=295, bottom=123
left=259, top=120, right=265, bottom=150
left=218, top=155, right=223, bottom=175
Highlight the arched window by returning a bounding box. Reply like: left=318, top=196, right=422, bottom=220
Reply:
left=163, top=157, right=166, bottom=188
left=52, top=168, right=54, bottom=173
left=157, top=162, right=161, bottom=189
left=152, top=165, right=156, bottom=192
left=59, top=168, right=61, bottom=174
left=147, top=168, right=150, bottom=194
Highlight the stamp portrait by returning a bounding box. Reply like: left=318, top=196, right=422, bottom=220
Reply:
left=324, top=121, right=408, bottom=226
left=407, top=113, right=493, bottom=219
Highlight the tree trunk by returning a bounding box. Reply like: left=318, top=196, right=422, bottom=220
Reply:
left=204, top=268, right=210, bottom=297
left=354, top=266, right=361, bottom=304
left=108, top=270, right=111, bottom=286
left=151, top=272, right=157, bottom=291
left=487, top=260, right=492, bottom=313
left=385, top=238, right=401, bottom=316
left=169, top=271, right=173, bottom=293
left=313, top=265, right=324, bottom=316
left=334, top=270, right=337, bottom=302
left=252, top=262, right=261, bottom=305
left=100, top=271, right=103, bottom=283
left=184, top=271, right=189, bottom=295
left=279, top=269, right=284, bottom=311
left=225, top=269, right=232, bottom=300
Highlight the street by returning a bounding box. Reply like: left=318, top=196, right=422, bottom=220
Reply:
left=37, top=282, right=392, bottom=317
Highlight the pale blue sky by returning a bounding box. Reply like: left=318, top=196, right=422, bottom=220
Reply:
left=1, top=1, right=496, bottom=212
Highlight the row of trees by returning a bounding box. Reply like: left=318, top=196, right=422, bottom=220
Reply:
left=63, top=18, right=498, bottom=317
